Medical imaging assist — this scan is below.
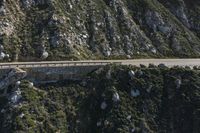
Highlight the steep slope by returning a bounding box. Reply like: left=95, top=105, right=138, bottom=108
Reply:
left=158, top=0, right=200, bottom=37
left=0, top=65, right=200, bottom=132
left=0, top=0, right=200, bottom=61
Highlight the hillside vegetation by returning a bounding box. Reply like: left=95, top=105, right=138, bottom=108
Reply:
left=0, top=0, right=200, bottom=61
left=0, top=65, right=200, bottom=133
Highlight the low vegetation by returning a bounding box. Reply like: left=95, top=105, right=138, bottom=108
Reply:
left=0, top=65, right=199, bottom=133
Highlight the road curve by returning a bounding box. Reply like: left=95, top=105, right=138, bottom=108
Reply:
left=0, top=59, right=200, bottom=69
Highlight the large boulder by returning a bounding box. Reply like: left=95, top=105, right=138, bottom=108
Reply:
left=0, top=68, right=27, bottom=90
left=112, top=92, right=120, bottom=102
left=101, top=101, right=107, bottom=110
left=41, top=51, right=49, bottom=59
left=129, top=70, right=135, bottom=79
left=131, top=89, right=140, bottom=97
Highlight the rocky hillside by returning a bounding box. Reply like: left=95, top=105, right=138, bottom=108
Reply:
left=0, top=65, right=200, bottom=132
left=0, top=0, right=200, bottom=61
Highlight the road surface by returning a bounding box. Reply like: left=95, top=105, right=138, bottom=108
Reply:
left=0, top=59, right=200, bottom=69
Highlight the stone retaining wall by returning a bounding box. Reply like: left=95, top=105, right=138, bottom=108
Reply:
left=0, top=65, right=102, bottom=83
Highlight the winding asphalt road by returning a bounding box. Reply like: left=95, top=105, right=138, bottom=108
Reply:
left=0, top=59, right=199, bottom=69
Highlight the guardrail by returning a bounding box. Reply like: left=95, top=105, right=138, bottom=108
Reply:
left=1, top=59, right=199, bottom=69
left=0, top=61, right=122, bottom=69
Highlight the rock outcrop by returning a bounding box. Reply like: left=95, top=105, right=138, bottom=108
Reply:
left=0, top=68, right=27, bottom=90
left=0, top=65, right=199, bottom=132
left=0, top=0, right=199, bottom=61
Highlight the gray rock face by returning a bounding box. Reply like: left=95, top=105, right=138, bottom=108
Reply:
left=145, top=11, right=173, bottom=35
left=0, top=52, right=5, bottom=60
left=0, top=68, right=27, bottom=90
left=41, top=50, right=49, bottom=59
left=158, top=0, right=200, bottom=38
left=161, top=0, right=190, bottom=28
left=10, top=88, right=22, bottom=104
left=172, top=37, right=182, bottom=52
left=0, top=6, right=6, bottom=16
left=112, top=92, right=120, bottom=102
left=21, top=0, right=52, bottom=8
left=175, top=6, right=190, bottom=28
left=21, top=0, right=35, bottom=8
left=0, top=21, right=14, bottom=36
left=175, top=79, right=182, bottom=89
left=50, top=35, right=61, bottom=48
left=106, top=69, right=112, bottom=79
left=131, top=89, right=140, bottom=97
left=129, top=70, right=135, bottom=79
left=101, top=101, right=107, bottom=110
left=0, top=0, right=200, bottom=61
